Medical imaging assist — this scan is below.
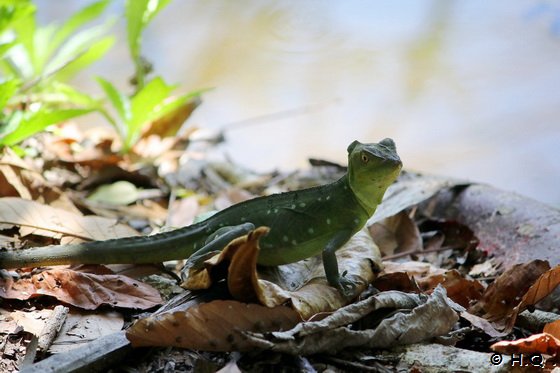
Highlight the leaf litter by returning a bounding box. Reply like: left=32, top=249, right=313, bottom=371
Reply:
left=1, top=129, right=560, bottom=371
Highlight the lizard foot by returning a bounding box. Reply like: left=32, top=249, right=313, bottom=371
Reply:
left=334, top=276, right=358, bottom=298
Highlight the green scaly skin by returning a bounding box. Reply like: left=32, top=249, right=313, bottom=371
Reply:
left=0, top=139, right=402, bottom=295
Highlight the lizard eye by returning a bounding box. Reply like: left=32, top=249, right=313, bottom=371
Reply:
left=361, top=153, right=369, bottom=163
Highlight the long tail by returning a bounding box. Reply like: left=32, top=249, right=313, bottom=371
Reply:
left=0, top=224, right=207, bottom=269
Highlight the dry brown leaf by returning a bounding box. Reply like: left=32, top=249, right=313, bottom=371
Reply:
left=544, top=320, right=560, bottom=340
left=167, top=196, right=200, bottom=227
left=382, top=260, right=445, bottom=278
left=0, top=148, right=81, bottom=214
left=517, top=265, right=560, bottom=312
left=50, top=311, right=124, bottom=353
left=244, top=287, right=460, bottom=355
left=373, top=272, right=421, bottom=293
left=141, top=97, right=200, bottom=139
left=418, top=270, right=484, bottom=308
left=0, top=268, right=161, bottom=310
left=469, top=260, right=550, bottom=330
left=126, top=300, right=300, bottom=351
left=460, top=311, right=506, bottom=338
left=422, top=184, right=560, bottom=270
left=183, top=227, right=382, bottom=319
left=227, top=228, right=264, bottom=303
left=369, top=211, right=422, bottom=257
left=48, top=136, right=122, bottom=169
left=0, top=197, right=138, bottom=242
left=255, top=229, right=382, bottom=319
left=491, top=333, right=560, bottom=356
left=368, top=172, right=468, bottom=225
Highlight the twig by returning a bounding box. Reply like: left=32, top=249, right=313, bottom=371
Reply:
left=220, top=99, right=340, bottom=132
left=37, top=305, right=69, bottom=355
left=382, top=245, right=459, bottom=261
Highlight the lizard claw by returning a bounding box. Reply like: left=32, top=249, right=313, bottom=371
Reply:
left=334, top=276, right=358, bottom=298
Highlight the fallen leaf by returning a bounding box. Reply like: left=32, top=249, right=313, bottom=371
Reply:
left=183, top=227, right=382, bottom=319
left=0, top=308, right=53, bottom=336
left=0, top=148, right=81, bottom=214
left=369, top=211, right=422, bottom=257
left=49, top=311, right=124, bottom=353
left=373, top=272, right=421, bottom=293
left=0, top=197, right=138, bottom=242
left=87, top=181, right=140, bottom=206
left=469, top=260, right=550, bottom=330
left=517, top=265, right=560, bottom=312
left=126, top=300, right=300, bottom=351
left=243, top=286, right=461, bottom=355
left=141, top=97, right=200, bottom=138
left=418, top=270, right=484, bottom=308
left=544, top=320, right=560, bottom=340
left=418, top=219, right=479, bottom=253
left=368, top=172, right=469, bottom=225
left=0, top=268, right=161, bottom=310
left=167, top=196, right=200, bottom=227
left=421, top=184, right=560, bottom=270
left=491, top=333, right=560, bottom=356
left=460, top=311, right=507, bottom=338
left=382, top=260, right=446, bottom=278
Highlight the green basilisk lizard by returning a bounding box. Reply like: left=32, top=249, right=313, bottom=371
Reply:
left=0, top=139, right=402, bottom=295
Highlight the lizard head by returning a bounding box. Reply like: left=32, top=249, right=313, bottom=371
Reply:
left=347, top=138, right=402, bottom=214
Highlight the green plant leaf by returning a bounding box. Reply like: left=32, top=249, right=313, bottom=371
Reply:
left=97, top=77, right=130, bottom=140
left=51, top=0, right=110, bottom=53
left=96, top=77, right=131, bottom=123
left=0, top=1, right=35, bottom=34
left=32, top=23, right=57, bottom=74
left=45, top=18, right=115, bottom=77
left=0, top=78, right=20, bottom=112
left=0, top=110, right=23, bottom=138
left=126, top=0, right=171, bottom=89
left=0, top=41, right=16, bottom=58
left=143, top=92, right=200, bottom=128
left=126, top=76, right=173, bottom=146
left=52, top=35, right=115, bottom=82
left=11, top=4, right=37, bottom=75
left=126, top=0, right=170, bottom=60
left=0, top=107, right=93, bottom=146
left=48, top=82, right=101, bottom=108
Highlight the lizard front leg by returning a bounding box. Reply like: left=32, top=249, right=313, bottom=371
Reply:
left=180, top=222, right=255, bottom=281
left=322, top=230, right=356, bottom=297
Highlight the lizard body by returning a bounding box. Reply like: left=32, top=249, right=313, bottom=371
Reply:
left=0, top=139, right=402, bottom=293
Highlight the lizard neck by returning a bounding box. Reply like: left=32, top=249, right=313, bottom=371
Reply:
left=345, top=173, right=384, bottom=217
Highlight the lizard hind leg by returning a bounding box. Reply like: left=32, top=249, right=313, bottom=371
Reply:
left=180, top=222, right=255, bottom=281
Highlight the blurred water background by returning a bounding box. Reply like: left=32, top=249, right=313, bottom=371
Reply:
left=37, top=0, right=560, bottom=206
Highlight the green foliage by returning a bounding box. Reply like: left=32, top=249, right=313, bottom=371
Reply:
left=126, top=0, right=171, bottom=91
left=1, top=0, right=114, bottom=84
left=0, top=0, right=112, bottom=147
left=98, top=76, right=200, bottom=152
left=0, top=106, right=93, bottom=146
left=0, top=0, right=201, bottom=152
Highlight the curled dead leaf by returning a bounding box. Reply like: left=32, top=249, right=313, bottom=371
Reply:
left=126, top=300, right=300, bottom=351
left=491, top=333, right=560, bottom=357
left=182, top=227, right=382, bottom=319
left=244, top=286, right=461, bottom=355
left=469, top=260, right=550, bottom=331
